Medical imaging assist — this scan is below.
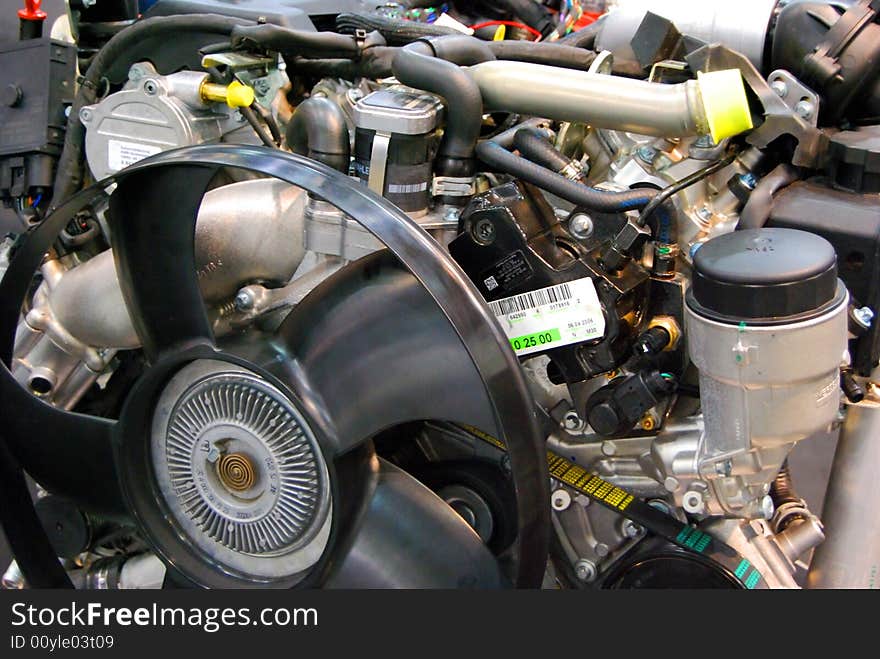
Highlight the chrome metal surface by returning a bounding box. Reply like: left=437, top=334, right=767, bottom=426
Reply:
left=151, top=359, right=332, bottom=580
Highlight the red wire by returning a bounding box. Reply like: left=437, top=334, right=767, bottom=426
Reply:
left=468, top=20, right=543, bottom=41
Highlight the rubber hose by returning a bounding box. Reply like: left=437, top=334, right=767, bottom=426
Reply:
left=490, top=118, right=552, bottom=149
left=476, top=141, right=657, bottom=212
left=487, top=40, right=596, bottom=70
left=286, top=97, right=351, bottom=173
left=494, top=0, right=555, bottom=36
left=335, top=12, right=458, bottom=46
left=392, top=41, right=483, bottom=176
left=737, top=164, right=799, bottom=230
left=558, top=15, right=606, bottom=48
left=50, top=14, right=250, bottom=210
left=231, top=23, right=360, bottom=58
left=513, top=127, right=574, bottom=173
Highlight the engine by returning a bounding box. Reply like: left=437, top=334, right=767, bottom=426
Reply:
left=1, top=0, right=879, bottom=590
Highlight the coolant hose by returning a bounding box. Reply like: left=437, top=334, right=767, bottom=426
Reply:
left=487, top=40, right=596, bottom=71
left=476, top=140, right=657, bottom=213
left=469, top=61, right=754, bottom=142
left=392, top=41, right=483, bottom=177
left=513, top=127, right=577, bottom=175
left=50, top=14, right=250, bottom=210
left=737, top=164, right=799, bottom=230
left=286, top=97, right=351, bottom=173
left=230, top=23, right=361, bottom=58
left=336, top=12, right=458, bottom=45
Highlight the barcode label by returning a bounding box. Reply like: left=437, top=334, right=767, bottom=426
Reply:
left=489, top=282, right=572, bottom=316
left=489, top=277, right=605, bottom=357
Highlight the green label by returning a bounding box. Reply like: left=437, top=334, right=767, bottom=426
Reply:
left=509, top=329, right=561, bottom=352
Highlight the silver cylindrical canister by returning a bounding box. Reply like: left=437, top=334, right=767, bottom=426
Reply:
left=685, top=228, right=848, bottom=516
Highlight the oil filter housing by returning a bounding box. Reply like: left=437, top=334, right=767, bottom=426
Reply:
left=353, top=88, right=442, bottom=215
left=684, top=228, right=848, bottom=517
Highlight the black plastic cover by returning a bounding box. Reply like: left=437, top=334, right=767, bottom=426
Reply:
left=689, top=228, right=840, bottom=323
left=827, top=126, right=880, bottom=193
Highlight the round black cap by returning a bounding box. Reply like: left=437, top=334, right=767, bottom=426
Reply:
left=689, top=228, right=841, bottom=323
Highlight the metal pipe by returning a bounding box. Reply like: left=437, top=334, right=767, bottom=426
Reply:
left=471, top=60, right=707, bottom=137
left=808, top=396, right=880, bottom=589
left=46, top=178, right=308, bottom=349
left=468, top=61, right=752, bottom=142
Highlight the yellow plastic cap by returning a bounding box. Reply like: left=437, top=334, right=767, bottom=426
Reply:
left=492, top=25, right=506, bottom=41
left=225, top=80, right=255, bottom=109
left=697, top=69, right=754, bottom=143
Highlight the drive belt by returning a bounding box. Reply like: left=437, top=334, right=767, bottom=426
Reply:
left=461, top=424, right=768, bottom=589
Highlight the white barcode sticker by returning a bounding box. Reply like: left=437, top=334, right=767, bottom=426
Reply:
left=488, top=277, right=605, bottom=356
left=107, top=140, right=162, bottom=172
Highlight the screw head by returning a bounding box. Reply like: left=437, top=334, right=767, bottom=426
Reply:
left=551, top=489, right=572, bottom=511
left=682, top=490, right=705, bottom=514
left=795, top=99, right=815, bottom=120
left=770, top=80, right=788, bottom=98
left=562, top=410, right=584, bottom=431
left=79, top=107, right=92, bottom=123
left=854, top=306, right=874, bottom=329
left=568, top=213, right=594, bottom=239
left=622, top=519, right=642, bottom=538
left=472, top=217, right=496, bottom=245
left=636, top=145, right=657, bottom=164
left=143, top=80, right=158, bottom=96
left=574, top=559, right=597, bottom=582
left=234, top=290, right=255, bottom=311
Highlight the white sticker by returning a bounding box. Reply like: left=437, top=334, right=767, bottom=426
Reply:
left=107, top=140, right=162, bottom=172
left=488, top=278, right=606, bottom=357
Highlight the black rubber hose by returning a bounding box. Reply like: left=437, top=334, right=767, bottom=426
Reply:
left=494, top=0, right=555, bottom=36
left=487, top=40, right=596, bottom=70
left=336, top=12, right=458, bottom=46
left=476, top=140, right=657, bottom=212
left=489, top=118, right=551, bottom=149
left=50, top=14, right=250, bottom=210
left=558, top=14, right=606, bottom=48
left=513, top=127, right=573, bottom=174
left=737, top=164, right=799, bottom=230
left=230, top=23, right=360, bottom=59
left=285, top=97, right=351, bottom=173
left=392, top=41, right=483, bottom=177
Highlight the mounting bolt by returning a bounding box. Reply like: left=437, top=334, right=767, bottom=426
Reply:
left=79, top=107, right=92, bottom=123
left=621, top=519, right=642, bottom=538
left=854, top=306, right=874, bottom=330
left=636, top=145, right=657, bottom=164
left=568, top=213, right=594, bottom=240
left=574, top=559, right=597, bottom=583
left=234, top=289, right=255, bottom=311
left=714, top=459, right=733, bottom=477
left=795, top=99, right=815, bottom=120
left=770, top=79, right=788, bottom=98
left=472, top=217, right=496, bottom=245
left=563, top=410, right=585, bottom=432
left=143, top=80, right=159, bottom=96
left=551, top=489, right=572, bottom=511
left=682, top=489, right=706, bottom=514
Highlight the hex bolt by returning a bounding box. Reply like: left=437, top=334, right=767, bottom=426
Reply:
left=636, top=145, right=657, bottom=164
left=551, top=489, right=572, bottom=511
left=795, top=99, right=815, bottom=120
left=770, top=79, right=788, bottom=99
left=682, top=490, right=705, bottom=514
left=472, top=217, right=496, bottom=245
left=854, top=306, right=874, bottom=329
left=574, top=559, right=597, bottom=582
left=568, top=213, right=594, bottom=240
left=622, top=519, right=642, bottom=538
left=234, top=289, right=255, bottom=311
left=563, top=410, right=584, bottom=432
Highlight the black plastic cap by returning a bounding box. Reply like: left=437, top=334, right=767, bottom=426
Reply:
left=689, top=228, right=841, bottom=324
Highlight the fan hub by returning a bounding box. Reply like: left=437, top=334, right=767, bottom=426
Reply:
left=150, top=359, right=332, bottom=582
